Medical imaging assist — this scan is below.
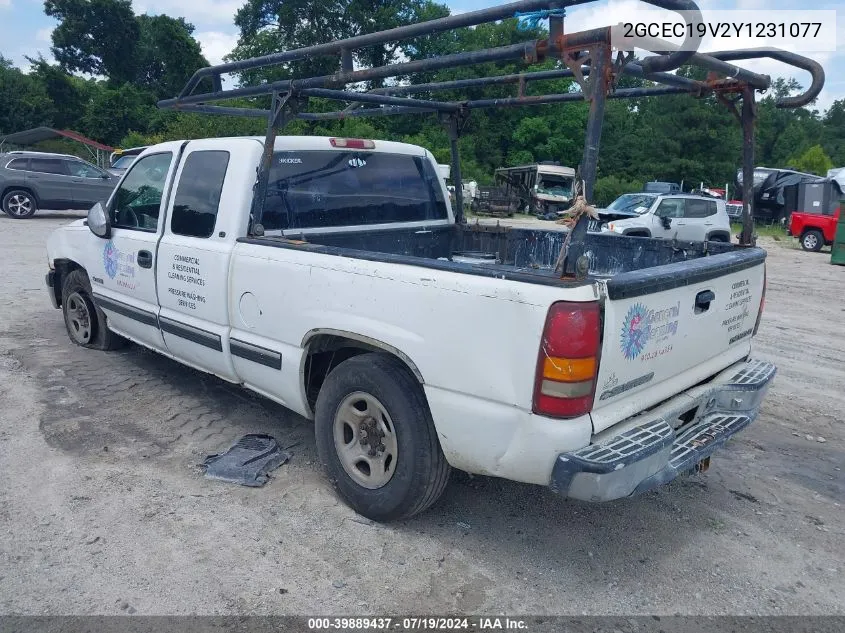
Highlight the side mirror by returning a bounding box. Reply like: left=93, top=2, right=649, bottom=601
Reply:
left=87, top=202, right=111, bottom=239
left=102, top=173, right=111, bottom=179
left=661, top=216, right=672, bottom=230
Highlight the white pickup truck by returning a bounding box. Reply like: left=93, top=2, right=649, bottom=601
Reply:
left=45, top=136, right=775, bottom=521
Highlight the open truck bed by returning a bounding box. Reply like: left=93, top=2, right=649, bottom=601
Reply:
left=246, top=223, right=761, bottom=289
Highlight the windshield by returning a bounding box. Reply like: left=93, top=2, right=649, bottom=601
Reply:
left=536, top=175, right=573, bottom=198
left=262, top=151, right=448, bottom=231
left=606, top=193, right=657, bottom=214
left=111, top=155, right=137, bottom=169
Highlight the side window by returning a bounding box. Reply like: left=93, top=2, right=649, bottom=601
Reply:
left=170, top=151, right=230, bottom=238
left=655, top=199, right=683, bottom=218
left=67, top=161, right=105, bottom=179
left=29, top=158, right=69, bottom=175
left=6, top=158, right=29, bottom=171
left=684, top=199, right=717, bottom=219
left=110, top=152, right=173, bottom=232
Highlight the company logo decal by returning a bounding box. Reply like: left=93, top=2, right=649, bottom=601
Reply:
left=103, top=240, right=119, bottom=279
left=348, top=157, right=366, bottom=168
left=620, top=303, right=651, bottom=360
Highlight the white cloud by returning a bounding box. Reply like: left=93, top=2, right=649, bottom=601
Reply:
left=196, top=30, right=238, bottom=65
left=134, top=0, right=243, bottom=27
left=35, top=27, right=52, bottom=42
left=0, top=0, right=12, bottom=9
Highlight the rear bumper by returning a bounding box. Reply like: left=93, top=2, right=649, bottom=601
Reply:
left=550, top=358, right=776, bottom=502
left=45, top=271, right=59, bottom=309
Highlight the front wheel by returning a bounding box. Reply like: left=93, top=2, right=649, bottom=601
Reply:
left=61, top=269, right=126, bottom=350
left=801, top=229, right=824, bottom=252
left=2, top=190, right=37, bottom=218
left=314, top=353, right=451, bottom=522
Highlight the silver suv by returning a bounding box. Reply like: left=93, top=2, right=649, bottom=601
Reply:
left=592, top=192, right=732, bottom=242
left=0, top=151, right=118, bottom=219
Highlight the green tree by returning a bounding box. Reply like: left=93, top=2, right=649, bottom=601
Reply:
left=230, top=0, right=450, bottom=87
left=134, top=15, right=208, bottom=100
left=81, top=83, right=155, bottom=145
left=789, top=144, right=833, bottom=175
left=28, top=57, right=91, bottom=129
left=593, top=175, right=643, bottom=207
left=821, top=99, right=845, bottom=166
left=45, top=0, right=140, bottom=83
left=0, top=56, right=55, bottom=134
left=45, top=0, right=207, bottom=99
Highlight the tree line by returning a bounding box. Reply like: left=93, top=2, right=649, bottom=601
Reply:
left=2, top=0, right=844, bottom=205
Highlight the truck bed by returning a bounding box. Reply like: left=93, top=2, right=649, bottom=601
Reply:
left=246, top=223, right=764, bottom=294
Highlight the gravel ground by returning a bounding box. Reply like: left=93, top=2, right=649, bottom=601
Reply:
left=0, top=212, right=842, bottom=616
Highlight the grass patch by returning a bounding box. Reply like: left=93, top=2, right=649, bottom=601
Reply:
left=731, top=222, right=789, bottom=239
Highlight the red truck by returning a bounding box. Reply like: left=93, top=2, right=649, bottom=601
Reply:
left=789, top=206, right=840, bottom=251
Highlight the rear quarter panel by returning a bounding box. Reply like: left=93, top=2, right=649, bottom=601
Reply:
left=227, top=242, right=596, bottom=418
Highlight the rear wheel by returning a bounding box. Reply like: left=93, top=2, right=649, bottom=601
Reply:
left=314, top=353, right=451, bottom=522
left=61, top=269, right=126, bottom=350
left=801, top=229, right=824, bottom=252
left=2, top=189, right=37, bottom=218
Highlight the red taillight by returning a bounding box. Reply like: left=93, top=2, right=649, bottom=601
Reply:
left=533, top=301, right=601, bottom=418
left=753, top=265, right=767, bottom=336
left=330, top=138, right=375, bottom=149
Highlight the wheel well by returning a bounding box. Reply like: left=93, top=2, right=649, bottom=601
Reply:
left=1, top=186, right=39, bottom=206
left=302, top=333, right=423, bottom=411
left=51, top=259, right=84, bottom=308
left=707, top=231, right=731, bottom=242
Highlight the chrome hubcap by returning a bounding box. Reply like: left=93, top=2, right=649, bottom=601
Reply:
left=804, top=234, right=818, bottom=249
left=7, top=194, right=32, bottom=216
left=333, top=392, right=398, bottom=489
left=66, top=292, right=93, bottom=344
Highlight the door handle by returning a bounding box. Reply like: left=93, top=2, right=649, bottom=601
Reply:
left=695, top=289, right=715, bottom=312
left=137, top=250, right=153, bottom=269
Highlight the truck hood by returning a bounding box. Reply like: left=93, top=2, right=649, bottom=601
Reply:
left=536, top=193, right=571, bottom=203
left=596, top=209, right=640, bottom=223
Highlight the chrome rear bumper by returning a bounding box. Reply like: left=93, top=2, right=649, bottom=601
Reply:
left=550, top=359, right=776, bottom=502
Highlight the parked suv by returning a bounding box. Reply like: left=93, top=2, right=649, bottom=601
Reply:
left=593, top=193, right=732, bottom=242
left=108, top=146, right=149, bottom=177
left=0, top=151, right=118, bottom=218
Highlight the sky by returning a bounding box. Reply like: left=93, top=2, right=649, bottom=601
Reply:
left=1, top=0, right=843, bottom=112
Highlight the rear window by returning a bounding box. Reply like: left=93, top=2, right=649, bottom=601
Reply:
left=6, top=158, right=29, bottom=171
left=261, top=151, right=448, bottom=231
left=684, top=198, right=718, bottom=218
left=111, top=155, right=136, bottom=169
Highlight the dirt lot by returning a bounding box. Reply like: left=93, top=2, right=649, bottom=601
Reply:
left=0, top=212, right=842, bottom=616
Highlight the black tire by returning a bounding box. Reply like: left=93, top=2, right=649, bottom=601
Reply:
left=708, top=234, right=730, bottom=243
left=2, top=189, right=38, bottom=218
left=61, top=269, right=126, bottom=351
left=801, top=229, right=824, bottom=252
left=314, top=353, right=451, bottom=522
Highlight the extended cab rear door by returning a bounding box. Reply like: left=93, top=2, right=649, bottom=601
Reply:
left=92, top=145, right=183, bottom=352
left=155, top=138, right=261, bottom=382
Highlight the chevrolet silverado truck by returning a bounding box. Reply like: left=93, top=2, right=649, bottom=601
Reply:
left=45, top=136, right=775, bottom=521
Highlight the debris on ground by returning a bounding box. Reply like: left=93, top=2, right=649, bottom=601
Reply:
left=201, top=434, right=291, bottom=487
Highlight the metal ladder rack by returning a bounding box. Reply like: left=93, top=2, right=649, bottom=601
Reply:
left=158, top=0, right=824, bottom=268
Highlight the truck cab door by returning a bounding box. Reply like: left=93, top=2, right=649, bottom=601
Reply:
left=67, top=160, right=117, bottom=208
left=92, top=147, right=182, bottom=352
left=155, top=142, right=240, bottom=382
left=651, top=198, right=683, bottom=239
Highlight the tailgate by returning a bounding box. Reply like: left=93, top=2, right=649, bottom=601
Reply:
left=590, top=248, right=766, bottom=433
